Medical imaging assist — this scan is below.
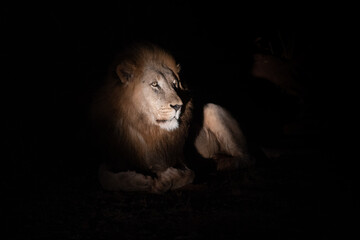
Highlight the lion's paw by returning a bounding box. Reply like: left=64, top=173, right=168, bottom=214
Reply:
left=126, top=172, right=154, bottom=191
left=151, top=167, right=194, bottom=193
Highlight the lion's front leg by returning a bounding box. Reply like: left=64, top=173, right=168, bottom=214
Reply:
left=98, top=164, right=154, bottom=192
left=151, top=167, right=195, bottom=193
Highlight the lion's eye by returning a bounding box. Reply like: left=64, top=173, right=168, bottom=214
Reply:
left=151, top=82, right=159, bottom=88
left=172, top=80, right=178, bottom=88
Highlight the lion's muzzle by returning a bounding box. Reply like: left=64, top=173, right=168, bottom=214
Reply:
left=156, top=107, right=181, bottom=131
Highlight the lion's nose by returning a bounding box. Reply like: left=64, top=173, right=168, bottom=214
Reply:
left=170, top=104, right=182, bottom=112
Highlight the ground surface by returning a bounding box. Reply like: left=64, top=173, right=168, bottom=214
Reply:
left=3, top=132, right=353, bottom=240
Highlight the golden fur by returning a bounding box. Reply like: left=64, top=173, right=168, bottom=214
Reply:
left=91, top=43, right=251, bottom=193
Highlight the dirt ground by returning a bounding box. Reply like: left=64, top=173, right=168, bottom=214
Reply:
left=3, top=132, right=353, bottom=240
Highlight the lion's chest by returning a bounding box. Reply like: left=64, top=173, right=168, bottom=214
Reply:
left=128, top=128, right=185, bottom=172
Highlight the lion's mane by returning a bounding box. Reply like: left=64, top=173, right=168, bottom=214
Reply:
left=91, top=43, right=193, bottom=174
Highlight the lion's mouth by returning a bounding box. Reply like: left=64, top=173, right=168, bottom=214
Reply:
left=156, top=117, right=179, bottom=131
left=156, top=120, right=168, bottom=123
left=156, top=117, right=177, bottom=123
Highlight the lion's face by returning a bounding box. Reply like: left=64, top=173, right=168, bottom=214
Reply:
left=130, top=66, right=184, bottom=131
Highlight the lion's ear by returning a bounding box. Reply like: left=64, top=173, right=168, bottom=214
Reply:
left=116, top=63, right=135, bottom=83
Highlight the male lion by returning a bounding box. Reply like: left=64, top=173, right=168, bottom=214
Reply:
left=91, top=42, right=251, bottom=193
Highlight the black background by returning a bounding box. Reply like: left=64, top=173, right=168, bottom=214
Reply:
left=2, top=2, right=354, bottom=239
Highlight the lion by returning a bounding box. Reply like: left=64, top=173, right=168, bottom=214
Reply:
left=91, top=42, right=251, bottom=193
